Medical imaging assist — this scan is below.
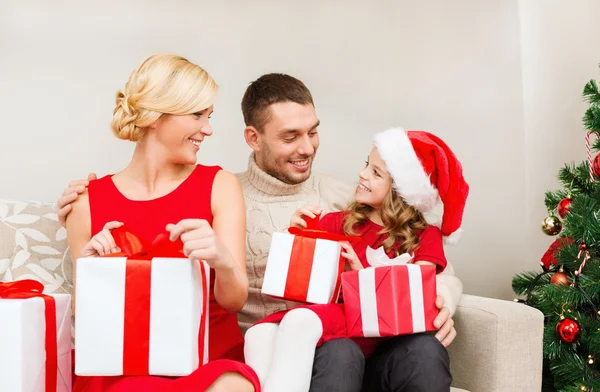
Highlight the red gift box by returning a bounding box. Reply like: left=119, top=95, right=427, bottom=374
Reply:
left=342, top=265, right=438, bottom=337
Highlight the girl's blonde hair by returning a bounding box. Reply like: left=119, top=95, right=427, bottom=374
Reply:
left=343, top=187, right=428, bottom=256
left=111, top=53, right=218, bottom=141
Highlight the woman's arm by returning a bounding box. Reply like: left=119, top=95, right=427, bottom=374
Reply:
left=65, top=190, right=92, bottom=314
left=210, top=170, right=249, bottom=312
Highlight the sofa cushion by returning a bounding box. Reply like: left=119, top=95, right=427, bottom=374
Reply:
left=0, top=200, right=73, bottom=294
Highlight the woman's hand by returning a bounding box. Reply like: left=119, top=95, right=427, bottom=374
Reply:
left=290, top=205, right=322, bottom=229
left=80, top=221, right=123, bottom=257
left=340, top=241, right=363, bottom=270
left=167, top=219, right=233, bottom=271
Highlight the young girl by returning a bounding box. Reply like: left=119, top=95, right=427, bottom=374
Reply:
left=244, top=128, right=469, bottom=392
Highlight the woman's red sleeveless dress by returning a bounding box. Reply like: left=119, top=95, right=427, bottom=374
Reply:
left=72, top=165, right=260, bottom=392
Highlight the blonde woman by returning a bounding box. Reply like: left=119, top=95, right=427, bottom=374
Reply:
left=66, top=54, right=260, bottom=392
left=245, top=128, right=469, bottom=391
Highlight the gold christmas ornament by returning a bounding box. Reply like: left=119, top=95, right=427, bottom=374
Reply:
left=541, top=215, right=562, bottom=235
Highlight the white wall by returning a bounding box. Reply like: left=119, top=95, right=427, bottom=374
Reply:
left=519, top=0, right=600, bottom=292
left=1, top=0, right=598, bottom=301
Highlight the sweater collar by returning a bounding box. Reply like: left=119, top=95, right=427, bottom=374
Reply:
left=246, top=153, right=312, bottom=196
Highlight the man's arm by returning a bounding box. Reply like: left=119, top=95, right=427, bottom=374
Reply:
left=436, top=262, right=463, bottom=316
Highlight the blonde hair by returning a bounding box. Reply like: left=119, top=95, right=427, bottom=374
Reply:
left=343, top=188, right=428, bottom=256
left=111, top=53, right=218, bottom=141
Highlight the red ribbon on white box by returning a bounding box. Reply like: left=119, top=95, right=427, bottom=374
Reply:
left=262, top=215, right=361, bottom=304
left=75, top=227, right=210, bottom=376
left=0, top=280, right=58, bottom=392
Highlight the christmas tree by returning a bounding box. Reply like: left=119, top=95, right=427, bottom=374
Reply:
left=512, top=68, right=600, bottom=391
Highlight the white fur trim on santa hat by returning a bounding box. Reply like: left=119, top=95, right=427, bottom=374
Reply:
left=373, top=128, right=438, bottom=213
left=443, top=228, right=463, bottom=245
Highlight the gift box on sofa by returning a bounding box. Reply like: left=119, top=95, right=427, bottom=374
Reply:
left=0, top=280, right=72, bottom=392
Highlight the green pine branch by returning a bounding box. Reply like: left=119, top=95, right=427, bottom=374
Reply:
left=583, top=79, right=600, bottom=104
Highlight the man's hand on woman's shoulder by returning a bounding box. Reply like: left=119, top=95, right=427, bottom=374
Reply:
left=57, top=173, right=97, bottom=226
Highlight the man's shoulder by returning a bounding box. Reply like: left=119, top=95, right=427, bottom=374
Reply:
left=310, top=172, right=353, bottom=190
left=309, top=172, right=354, bottom=212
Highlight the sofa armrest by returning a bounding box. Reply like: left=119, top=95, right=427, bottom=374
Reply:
left=447, top=294, right=544, bottom=392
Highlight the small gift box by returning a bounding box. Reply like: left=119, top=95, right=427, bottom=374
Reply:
left=75, top=227, right=210, bottom=376
left=0, top=280, right=72, bottom=392
left=262, top=215, right=360, bottom=304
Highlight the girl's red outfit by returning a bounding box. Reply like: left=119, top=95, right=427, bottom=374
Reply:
left=256, top=211, right=446, bottom=357
left=73, top=165, right=260, bottom=392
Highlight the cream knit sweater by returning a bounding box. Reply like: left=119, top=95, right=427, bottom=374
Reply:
left=236, top=154, right=354, bottom=333
left=236, top=154, right=463, bottom=334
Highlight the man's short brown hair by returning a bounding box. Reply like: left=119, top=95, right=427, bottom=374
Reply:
left=241, top=73, right=314, bottom=131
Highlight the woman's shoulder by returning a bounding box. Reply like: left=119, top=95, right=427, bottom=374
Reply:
left=212, top=168, right=242, bottom=190
left=211, top=168, right=244, bottom=212
left=66, top=188, right=91, bottom=235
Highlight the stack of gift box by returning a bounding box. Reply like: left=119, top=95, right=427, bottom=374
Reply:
left=262, top=216, right=439, bottom=338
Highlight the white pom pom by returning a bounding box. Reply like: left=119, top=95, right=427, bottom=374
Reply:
left=443, top=228, right=463, bottom=245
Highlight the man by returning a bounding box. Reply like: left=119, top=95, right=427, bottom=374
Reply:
left=58, top=73, right=461, bottom=391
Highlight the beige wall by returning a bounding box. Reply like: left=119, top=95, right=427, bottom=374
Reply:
left=1, top=0, right=598, bottom=301
left=519, top=0, right=600, bottom=296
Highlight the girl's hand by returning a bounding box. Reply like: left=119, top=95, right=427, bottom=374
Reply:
left=80, top=221, right=123, bottom=257
left=340, top=241, right=363, bottom=270
left=290, top=205, right=322, bottom=229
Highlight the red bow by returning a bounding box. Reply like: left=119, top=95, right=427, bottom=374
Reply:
left=0, top=279, right=57, bottom=392
left=284, top=215, right=361, bottom=302
left=101, top=227, right=207, bottom=375
left=288, top=215, right=362, bottom=242
left=109, top=226, right=185, bottom=259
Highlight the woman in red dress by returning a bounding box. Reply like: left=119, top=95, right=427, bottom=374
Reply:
left=66, top=53, right=260, bottom=391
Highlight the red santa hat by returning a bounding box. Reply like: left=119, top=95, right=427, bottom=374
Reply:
left=373, top=128, right=469, bottom=244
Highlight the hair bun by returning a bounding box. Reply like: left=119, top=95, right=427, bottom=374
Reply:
left=111, top=90, right=141, bottom=141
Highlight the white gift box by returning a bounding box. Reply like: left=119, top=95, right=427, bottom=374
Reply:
left=261, top=232, right=343, bottom=304
left=0, top=292, right=72, bottom=392
left=75, top=257, right=210, bottom=376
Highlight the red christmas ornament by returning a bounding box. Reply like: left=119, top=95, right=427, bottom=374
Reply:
left=550, top=271, right=569, bottom=285
left=592, top=154, right=600, bottom=177
left=580, top=242, right=588, bottom=251
left=594, top=154, right=600, bottom=177
left=557, top=197, right=572, bottom=218
left=556, top=317, right=581, bottom=343
left=541, top=238, right=574, bottom=270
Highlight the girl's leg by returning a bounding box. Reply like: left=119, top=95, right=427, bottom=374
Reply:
left=263, top=308, right=323, bottom=392
left=244, top=322, right=279, bottom=386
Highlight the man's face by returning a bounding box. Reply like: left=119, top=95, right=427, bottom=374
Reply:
left=254, top=102, right=320, bottom=185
